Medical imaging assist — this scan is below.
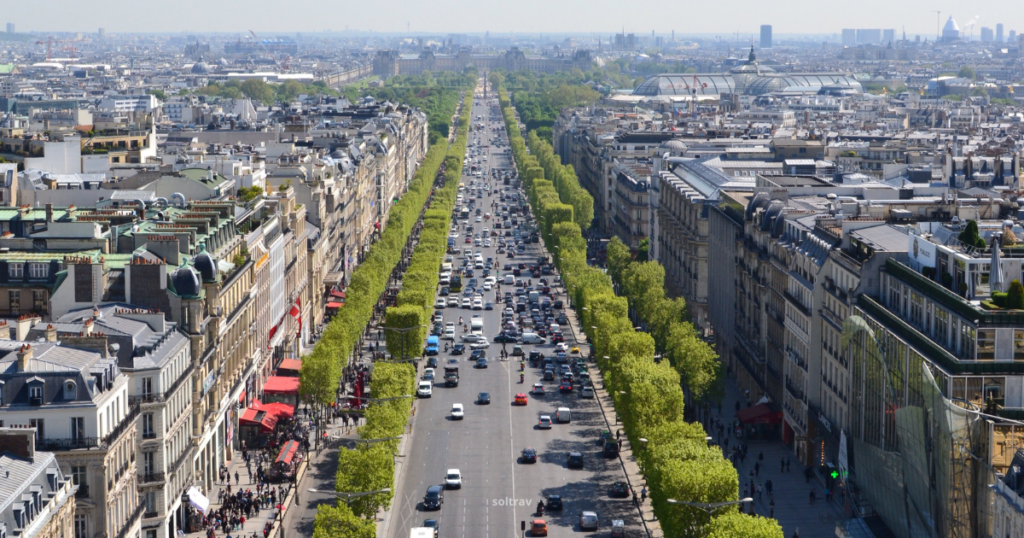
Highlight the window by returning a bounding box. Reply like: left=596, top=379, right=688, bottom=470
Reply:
left=32, top=290, right=45, bottom=312
left=143, top=452, right=155, bottom=475
left=29, top=386, right=42, bottom=399
left=909, top=292, right=923, bottom=328
left=8, top=290, right=19, bottom=312
left=977, top=329, right=996, bottom=361
left=144, top=491, right=156, bottom=515
left=71, top=466, right=86, bottom=487
left=1015, top=331, right=1024, bottom=362
left=141, top=377, right=153, bottom=398
left=935, top=309, right=949, bottom=349
left=29, top=418, right=43, bottom=442
left=74, top=516, right=87, bottom=538
left=142, top=413, right=154, bottom=439
left=8, top=263, right=22, bottom=278
left=28, top=263, right=47, bottom=279
left=70, top=417, right=84, bottom=441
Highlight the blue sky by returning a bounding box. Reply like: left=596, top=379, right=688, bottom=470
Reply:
left=6, top=0, right=1015, bottom=37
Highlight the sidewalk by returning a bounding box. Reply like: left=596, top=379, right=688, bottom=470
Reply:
left=711, top=377, right=845, bottom=536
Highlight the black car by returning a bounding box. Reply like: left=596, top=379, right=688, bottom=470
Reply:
left=478, top=392, right=491, bottom=404
left=553, top=300, right=563, bottom=309
left=528, top=350, right=543, bottom=363
left=559, top=382, right=573, bottom=393
left=610, top=482, right=630, bottom=498
left=452, top=343, right=465, bottom=355
left=423, top=485, right=444, bottom=510
left=440, top=287, right=450, bottom=296
left=426, top=357, right=438, bottom=368
left=471, top=349, right=486, bottom=360
left=520, top=447, right=538, bottom=464
left=422, top=519, right=439, bottom=537
left=547, top=495, right=563, bottom=511
left=493, top=333, right=517, bottom=343
left=567, top=452, right=584, bottom=469
left=475, top=358, right=488, bottom=368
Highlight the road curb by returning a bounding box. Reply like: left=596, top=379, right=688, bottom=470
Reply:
left=376, top=404, right=416, bottom=538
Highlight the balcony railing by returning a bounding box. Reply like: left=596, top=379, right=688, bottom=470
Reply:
left=170, top=445, right=194, bottom=475
left=114, top=504, right=145, bottom=538
left=75, top=485, right=89, bottom=498
left=139, top=472, right=165, bottom=484
left=129, top=365, right=194, bottom=405
left=103, top=400, right=142, bottom=446
left=38, top=437, right=100, bottom=451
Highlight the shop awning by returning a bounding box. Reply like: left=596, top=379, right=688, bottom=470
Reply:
left=275, top=440, right=300, bottom=465
left=326, top=301, right=343, bottom=309
left=278, top=358, right=302, bottom=373
left=239, top=409, right=278, bottom=433
left=260, top=402, right=295, bottom=420
left=263, top=376, right=300, bottom=395
left=330, top=289, right=346, bottom=299
left=737, top=403, right=783, bottom=425
left=238, top=390, right=246, bottom=403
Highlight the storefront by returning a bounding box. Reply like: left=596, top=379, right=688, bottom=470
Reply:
left=262, top=376, right=300, bottom=407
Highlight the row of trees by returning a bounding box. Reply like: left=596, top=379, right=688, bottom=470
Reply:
left=490, top=70, right=601, bottom=141
left=310, top=92, right=473, bottom=538
left=192, top=78, right=338, bottom=103
left=498, top=88, right=781, bottom=538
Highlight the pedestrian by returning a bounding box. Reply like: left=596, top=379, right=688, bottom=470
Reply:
left=235, top=472, right=239, bottom=485
left=809, top=489, right=816, bottom=505
left=633, top=491, right=639, bottom=507
left=758, top=451, right=764, bottom=461
left=618, top=439, right=622, bottom=451
left=641, top=486, right=647, bottom=503
left=754, top=462, right=760, bottom=476
left=766, top=479, right=773, bottom=495
left=756, top=483, right=763, bottom=501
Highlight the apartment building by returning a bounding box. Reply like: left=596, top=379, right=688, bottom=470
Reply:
left=0, top=428, right=77, bottom=538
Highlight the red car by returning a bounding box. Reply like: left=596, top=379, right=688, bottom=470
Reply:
left=514, top=393, right=528, bottom=405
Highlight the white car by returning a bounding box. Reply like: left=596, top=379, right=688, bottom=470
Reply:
left=448, top=297, right=460, bottom=307
left=554, top=343, right=568, bottom=353
left=445, top=469, right=463, bottom=489
left=462, top=297, right=472, bottom=308
left=483, top=282, right=492, bottom=291
left=444, top=328, right=455, bottom=340
left=417, top=381, right=433, bottom=398
left=451, top=403, right=464, bottom=420
left=538, top=415, right=552, bottom=429
left=423, top=368, right=435, bottom=380
left=484, top=240, right=492, bottom=247
left=469, top=339, right=490, bottom=349
left=435, top=298, right=447, bottom=309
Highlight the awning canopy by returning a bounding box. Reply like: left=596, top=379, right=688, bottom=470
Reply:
left=260, top=402, right=295, bottom=420
left=263, top=376, right=300, bottom=395
left=275, top=440, right=300, bottom=465
left=737, top=403, right=783, bottom=425
left=278, top=358, right=302, bottom=373
left=239, top=409, right=278, bottom=433
left=330, top=289, right=346, bottom=299
left=326, top=301, right=343, bottom=309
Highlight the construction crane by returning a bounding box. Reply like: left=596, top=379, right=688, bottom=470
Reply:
left=35, top=36, right=67, bottom=61
left=249, top=30, right=259, bottom=41
left=62, top=46, right=78, bottom=63
left=932, top=11, right=941, bottom=40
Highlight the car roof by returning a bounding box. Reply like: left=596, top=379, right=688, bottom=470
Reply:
left=582, top=511, right=598, bottom=517
left=427, top=485, right=443, bottom=492
left=570, top=451, right=582, bottom=456
left=447, top=468, right=460, bottom=474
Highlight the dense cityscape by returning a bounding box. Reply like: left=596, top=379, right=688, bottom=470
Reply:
left=3, top=7, right=1024, bottom=538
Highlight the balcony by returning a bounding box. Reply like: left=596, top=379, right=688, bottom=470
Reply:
left=130, top=364, right=195, bottom=406
left=37, top=437, right=100, bottom=451
left=115, top=504, right=145, bottom=538
left=103, top=400, right=142, bottom=446
left=75, top=485, right=89, bottom=499
left=139, top=472, right=165, bottom=484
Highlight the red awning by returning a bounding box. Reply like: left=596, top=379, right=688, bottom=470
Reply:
left=263, top=376, right=300, bottom=395
left=275, top=440, right=300, bottom=465
left=326, top=301, right=343, bottom=309
left=737, top=403, right=783, bottom=425
left=239, top=409, right=278, bottom=433
left=259, top=402, right=295, bottom=420
left=278, top=358, right=302, bottom=373
left=238, top=390, right=246, bottom=403
left=330, top=290, right=346, bottom=299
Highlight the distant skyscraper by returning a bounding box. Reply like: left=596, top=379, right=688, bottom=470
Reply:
left=856, top=29, right=882, bottom=44
left=997, top=23, right=1004, bottom=42
left=1010, top=30, right=1017, bottom=43
left=5, top=23, right=13, bottom=34
left=883, top=29, right=895, bottom=43
left=842, top=29, right=856, bottom=46
left=980, top=27, right=994, bottom=42
left=671, top=30, right=675, bottom=42
left=760, top=25, right=772, bottom=48
left=98, top=27, right=106, bottom=39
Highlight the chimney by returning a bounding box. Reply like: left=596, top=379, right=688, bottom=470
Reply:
left=45, top=324, right=56, bottom=342
left=0, top=427, right=36, bottom=461
left=17, top=344, right=32, bottom=371
left=83, top=318, right=94, bottom=336
left=15, top=315, right=35, bottom=341
left=45, top=203, right=53, bottom=223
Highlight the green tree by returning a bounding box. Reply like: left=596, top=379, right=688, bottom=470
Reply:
left=958, top=219, right=987, bottom=249
left=1008, top=279, right=1024, bottom=309
left=606, top=236, right=633, bottom=283
left=334, top=444, right=395, bottom=518
left=312, top=503, right=375, bottom=538
left=637, top=238, right=650, bottom=261
left=221, top=86, right=243, bottom=99
left=147, top=89, right=166, bottom=100
left=237, top=186, right=263, bottom=202
left=240, top=78, right=275, bottom=103
left=705, top=512, right=783, bottom=538
left=384, top=305, right=426, bottom=361
left=958, top=65, right=976, bottom=79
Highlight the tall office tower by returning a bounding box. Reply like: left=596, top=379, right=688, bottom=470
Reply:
left=997, top=23, right=1004, bottom=42
left=671, top=30, right=675, bottom=42
left=981, top=27, right=994, bottom=42
left=98, top=27, right=106, bottom=39
left=1010, top=30, right=1017, bottom=43
left=760, top=25, right=773, bottom=48
left=857, top=29, right=882, bottom=44
left=842, top=29, right=856, bottom=46
left=883, top=29, right=895, bottom=43
left=5, top=23, right=13, bottom=34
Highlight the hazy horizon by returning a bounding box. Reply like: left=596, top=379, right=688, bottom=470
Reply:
left=7, top=0, right=1022, bottom=39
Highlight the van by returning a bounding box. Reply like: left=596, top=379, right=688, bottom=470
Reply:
left=470, top=316, right=484, bottom=333
left=426, top=336, right=440, bottom=355
left=504, top=274, right=514, bottom=285
left=528, top=291, right=540, bottom=304
left=521, top=332, right=545, bottom=344
left=556, top=407, right=571, bottom=423
left=441, top=263, right=453, bottom=273
left=417, top=381, right=433, bottom=398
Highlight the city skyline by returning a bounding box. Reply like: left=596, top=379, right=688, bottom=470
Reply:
left=4, top=0, right=1022, bottom=37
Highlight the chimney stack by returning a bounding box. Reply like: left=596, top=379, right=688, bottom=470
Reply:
left=0, top=427, right=36, bottom=461
left=45, top=324, right=56, bottom=342
left=17, top=344, right=32, bottom=371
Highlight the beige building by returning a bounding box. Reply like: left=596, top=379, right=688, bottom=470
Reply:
left=0, top=428, right=77, bottom=538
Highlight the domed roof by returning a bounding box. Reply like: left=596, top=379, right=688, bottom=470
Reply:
left=943, top=16, right=960, bottom=33
left=191, top=58, right=211, bottom=74
left=659, top=139, right=687, bottom=151
left=171, top=266, right=200, bottom=297
left=193, top=252, right=216, bottom=282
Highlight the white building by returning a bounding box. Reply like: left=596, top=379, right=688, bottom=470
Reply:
left=99, top=95, right=159, bottom=113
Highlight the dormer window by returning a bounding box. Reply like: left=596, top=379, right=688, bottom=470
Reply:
left=29, top=386, right=42, bottom=399
left=8, top=263, right=22, bottom=278
left=63, top=380, right=76, bottom=400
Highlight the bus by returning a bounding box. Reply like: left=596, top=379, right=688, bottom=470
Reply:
left=425, top=335, right=440, bottom=356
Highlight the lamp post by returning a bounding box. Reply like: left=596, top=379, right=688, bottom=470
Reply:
left=380, top=324, right=428, bottom=364
left=665, top=497, right=753, bottom=515
left=307, top=488, right=391, bottom=503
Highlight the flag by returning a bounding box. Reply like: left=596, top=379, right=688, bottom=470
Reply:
left=289, top=298, right=301, bottom=336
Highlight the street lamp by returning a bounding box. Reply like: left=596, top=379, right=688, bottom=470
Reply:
left=665, top=497, right=753, bottom=515
left=307, top=488, right=391, bottom=503
left=346, top=395, right=413, bottom=404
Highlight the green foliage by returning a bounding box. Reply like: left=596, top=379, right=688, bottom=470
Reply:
left=958, top=65, right=976, bottom=80
left=147, top=89, right=166, bottom=100
left=334, top=444, right=395, bottom=518
left=958, top=220, right=987, bottom=249
left=637, top=238, right=650, bottom=261
left=704, top=512, right=783, bottom=538
left=311, top=503, right=375, bottom=538
left=239, top=79, right=275, bottom=103
left=237, top=185, right=263, bottom=202
left=1008, top=280, right=1024, bottom=309
left=384, top=305, right=427, bottom=360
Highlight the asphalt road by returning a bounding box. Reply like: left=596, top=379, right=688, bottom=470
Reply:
left=387, top=81, right=641, bottom=538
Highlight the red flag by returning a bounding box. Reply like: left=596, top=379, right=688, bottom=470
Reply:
left=289, top=298, right=301, bottom=336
